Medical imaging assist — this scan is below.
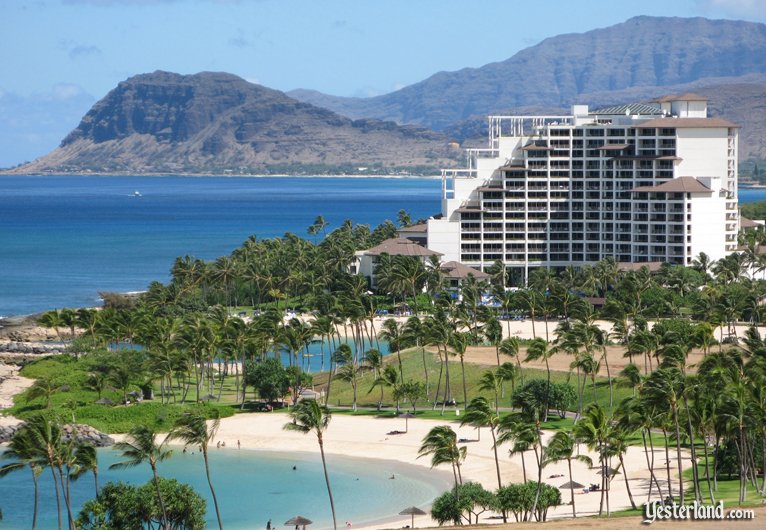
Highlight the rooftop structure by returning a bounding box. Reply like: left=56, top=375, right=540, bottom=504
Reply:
left=426, top=93, right=739, bottom=284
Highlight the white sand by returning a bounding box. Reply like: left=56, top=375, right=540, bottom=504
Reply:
left=0, top=363, right=33, bottom=427
left=213, top=411, right=690, bottom=528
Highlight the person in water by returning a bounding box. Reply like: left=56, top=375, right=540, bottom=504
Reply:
left=266, top=519, right=272, bottom=530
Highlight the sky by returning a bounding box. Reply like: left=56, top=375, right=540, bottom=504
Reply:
left=0, top=0, right=764, bottom=168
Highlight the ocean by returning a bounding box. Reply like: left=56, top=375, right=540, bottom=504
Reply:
left=0, top=176, right=441, bottom=317
left=2, top=176, right=765, bottom=318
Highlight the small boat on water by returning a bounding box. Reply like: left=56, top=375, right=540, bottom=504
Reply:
left=132, top=191, right=142, bottom=197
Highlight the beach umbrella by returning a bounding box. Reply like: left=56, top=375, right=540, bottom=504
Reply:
left=398, top=411, right=414, bottom=433
left=399, top=506, right=426, bottom=528
left=595, top=466, right=620, bottom=476
left=284, top=515, right=312, bottom=530
left=559, top=480, right=585, bottom=489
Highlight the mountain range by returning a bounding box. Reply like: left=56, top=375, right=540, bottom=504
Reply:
left=9, top=15, right=766, bottom=175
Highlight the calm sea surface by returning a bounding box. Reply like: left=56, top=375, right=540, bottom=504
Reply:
left=0, top=446, right=448, bottom=530
left=0, top=176, right=441, bottom=317
left=2, top=176, right=764, bottom=318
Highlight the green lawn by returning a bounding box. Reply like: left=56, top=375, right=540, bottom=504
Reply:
left=4, top=345, right=634, bottom=436
left=317, top=346, right=633, bottom=414
left=7, top=355, right=233, bottom=433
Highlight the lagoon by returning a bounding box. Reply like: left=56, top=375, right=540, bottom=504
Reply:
left=0, top=446, right=447, bottom=529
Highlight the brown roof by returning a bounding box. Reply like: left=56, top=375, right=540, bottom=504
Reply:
left=363, top=238, right=442, bottom=257
left=598, top=144, right=628, bottom=150
left=740, top=217, right=762, bottom=229
left=653, top=93, right=709, bottom=103
left=398, top=223, right=428, bottom=233
left=617, top=262, right=664, bottom=273
left=631, top=177, right=712, bottom=194
left=456, top=205, right=481, bottom=213
left=440, top=261, right=490, bottom=280
left=635, top=117, right=739, bottom=129
left=477, top=186, right=504, bottom=192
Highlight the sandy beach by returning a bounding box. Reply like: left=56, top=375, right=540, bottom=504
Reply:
left=0, top=363, right=32, bottom=427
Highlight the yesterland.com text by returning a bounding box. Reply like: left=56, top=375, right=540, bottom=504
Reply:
left=644, top=500, right=754, bottom=524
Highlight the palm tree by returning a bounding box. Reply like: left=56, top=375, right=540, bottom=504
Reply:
left=544, top=430, right=592, bottom=518
left=70, top=444, right=99, bottom=497
left=23, top=415, right=65, bottom=530
left=478, top=369, right=502, bottom=413
left=449, top=331, right=471, bottom=407
left=110, top=424, right=173, bottom=529
left=379, top=318, right=405, bottom=382
left=525, top=338, right=555, bottom=421
left=167, top=411, right=224, bottom=530
left=0, top=425, right=45, bottom=529
left=26, top=377, right=61, bottom=409
left=499, top=337, right=523, bottom=385
left=461, top=397, right=504, bottom=493
left=417, top=425, right=466, bottom=492
left=370, top=364, right=401, bottom=412
left=574, top=403, right=613, bottom=516
left=284, top=400, right=337, bottom=530
left=643, top=368, right=687, bottom=505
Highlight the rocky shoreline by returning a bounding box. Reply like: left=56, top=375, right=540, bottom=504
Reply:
left=0, top=341, right=66, bottom=356
left=0, top=422, right=114, bottom=447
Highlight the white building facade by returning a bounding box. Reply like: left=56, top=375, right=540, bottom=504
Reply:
left=426, top=94, right=739, bottom=283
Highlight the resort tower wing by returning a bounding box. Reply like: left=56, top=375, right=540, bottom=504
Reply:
left=426, top=94, right=739, bottom=284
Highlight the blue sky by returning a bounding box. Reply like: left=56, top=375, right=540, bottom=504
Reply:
left=0, top=0, right=763, bottom=168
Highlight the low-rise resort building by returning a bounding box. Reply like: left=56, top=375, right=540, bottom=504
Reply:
left=423, top=93, right=740, bottom=284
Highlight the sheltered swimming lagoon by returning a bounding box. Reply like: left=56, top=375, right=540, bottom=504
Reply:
left=0, top=446, right=447, bottom=529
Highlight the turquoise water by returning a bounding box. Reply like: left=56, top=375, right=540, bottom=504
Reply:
left=0, top=446, right=448, bottom=529
left=0, top=176, right=440, bottom=317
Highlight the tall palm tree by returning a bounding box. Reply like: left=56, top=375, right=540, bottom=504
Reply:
left=167, top=411, right=224, bottom=530
left=70, top=444, right=99, bottom=496
left=23, top=415, right=66, bottom=530
left=525, top=338, right=555, bottom=421
left=461, top=398, right=504, bottom=496
left=284, top=400, right=337, bottom=530
left=370, top=364, right=401, bottom=412
left=379, top=318, right=405, bottom=382
left=417, top=425, right=466, bottom=492
left=499, top=337, right=523, bottom=385
left=543, top=430, right=592, bottom=518
left=110, top=424, right=173, bottom=529
left=0, top=425, right=45, bottom=529
left=574, top=403, right=613, bottom=516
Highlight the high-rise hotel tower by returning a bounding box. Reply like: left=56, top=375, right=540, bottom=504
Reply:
left=426, top=94, right=739, bottom=283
